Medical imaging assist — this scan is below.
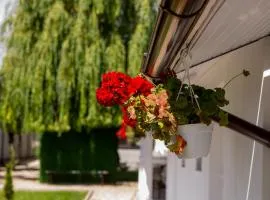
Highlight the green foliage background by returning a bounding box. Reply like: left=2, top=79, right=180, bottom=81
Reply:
left=0, top=0, right=157, bottom=133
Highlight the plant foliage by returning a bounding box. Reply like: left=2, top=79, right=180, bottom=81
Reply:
left=163, top=69, right=250, bottom=126
left=164, top=79, right=229, bottom=126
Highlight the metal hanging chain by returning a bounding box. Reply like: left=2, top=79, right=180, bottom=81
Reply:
left=176, top=48, right=188, bottom=100
left=176, top=49, right=188, bottom=100
left=186, top=52, right=201, bottom=111
left=176, top=48, right=201, bottom=111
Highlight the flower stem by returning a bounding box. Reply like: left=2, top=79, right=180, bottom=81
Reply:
left=223, top=72, right=244, bottom=88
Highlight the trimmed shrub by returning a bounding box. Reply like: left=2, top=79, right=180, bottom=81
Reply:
left=40, top=127, right=119, bottom=183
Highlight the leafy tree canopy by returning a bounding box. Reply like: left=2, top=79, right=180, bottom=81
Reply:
left=0, top=0, right=156, bottom=133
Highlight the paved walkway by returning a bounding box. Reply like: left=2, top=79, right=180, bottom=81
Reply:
left=0, top=158, right=138, bottom=199
left=0, top=179, right=137, bottom=200
left=0, top=176, right=137, bottom=200
left=0, top=178, right=90, bottom=191
left=86, top=183, right=137, bottom=200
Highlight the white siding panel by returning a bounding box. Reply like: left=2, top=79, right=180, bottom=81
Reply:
left=193, top=37, right=270, bottom=200
left=168, top=37, right=270, bottom=200
left=189, top=0, right=270, bottom=66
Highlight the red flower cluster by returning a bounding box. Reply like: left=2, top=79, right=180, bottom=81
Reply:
left=96, top=72, right=153, bottom=107
left=128, top=76, right=154, bottom=96
left=96, top=88, right=114, bottom=106
left=116, top=107, right=137, bottom=140
left=116, top=123, right=127, bottom=140
left=96, top=71, right=154, bottom=139
left=96, top=72, right=132, bottom=106
left=122, top=106, right=136, bottom=127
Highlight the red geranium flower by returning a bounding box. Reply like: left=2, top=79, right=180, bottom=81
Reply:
left=116, top=123, right=127, bottom=140
left=101, top=72, right=131, bottom=83
left=96, top=72, right=132, bottom=106
left=116, top=105, right=138, bottom=140
left=96, top=87, right=115, bottom=106
left=128, top=76, right=154, bottom=97
left=122, top=106, right=137, bottom=127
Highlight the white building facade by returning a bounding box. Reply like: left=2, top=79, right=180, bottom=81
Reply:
left=138, top=36, right=270, bottom=200
left=166, top=37, right=270, bottom=200
left=138, top=0, right=270, bottom=199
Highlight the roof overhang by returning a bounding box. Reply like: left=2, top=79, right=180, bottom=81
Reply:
left=143, top=0, right=270, bottom=77
left=142, top=0, right=210, bottom=77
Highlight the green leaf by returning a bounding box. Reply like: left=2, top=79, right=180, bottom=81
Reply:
left=167, top=141, right=179, bottom=152
left=200, top=101, right=218, bottom=115
left=174, top=113, right=189, bottom=125
left=214, top=88, right=229, bottom=107
left=197, top=111, right=211, bottom=125
left=218, top=110, right=228, bottom=126
left=165, top=78, right=181, bottom=95
left=158, top=122, right=164, bottom=128
left=176, top=96, right=188, bottom=109
left=215, top=88, right=225, bottom=98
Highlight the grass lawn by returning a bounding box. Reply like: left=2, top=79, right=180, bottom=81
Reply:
left=0, top=191, right=87, bottom=200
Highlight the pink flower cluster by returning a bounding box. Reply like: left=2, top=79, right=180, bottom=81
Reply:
left=136, top=88, right=176, bottom=127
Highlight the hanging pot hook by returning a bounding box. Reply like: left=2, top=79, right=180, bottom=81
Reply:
left=176, top=47, right=201, bottom=110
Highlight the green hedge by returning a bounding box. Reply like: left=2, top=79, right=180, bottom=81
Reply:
left=43, top=170, right=138, bottom=184
left=113, top=171, right=138, bottom=182
left=40, top=127, right=119, bottom=183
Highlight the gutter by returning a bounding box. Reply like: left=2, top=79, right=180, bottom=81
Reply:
left=142, top=0, right=209, bottom=78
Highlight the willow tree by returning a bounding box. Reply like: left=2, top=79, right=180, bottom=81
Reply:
left=0, top=0, right=156, bottom=137
left=128, top=0, right=156, bottom=76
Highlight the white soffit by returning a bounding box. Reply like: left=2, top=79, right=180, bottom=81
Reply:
left=190, top=0, right=270, bottom=66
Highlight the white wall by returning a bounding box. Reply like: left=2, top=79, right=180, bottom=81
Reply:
left=138, top=134, right=153, bottom=200
left=166, top=154, right=209, bottom=200
left=0, top=132, right=36, bottom=162
left=260, top=76, right=270, bottom=200
left=167, top=37, right=270, bottom=200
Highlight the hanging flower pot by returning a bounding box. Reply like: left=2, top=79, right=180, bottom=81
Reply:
left=96, top=68, right=250, bottom=157
left=176, top=123, right=213, bottom=159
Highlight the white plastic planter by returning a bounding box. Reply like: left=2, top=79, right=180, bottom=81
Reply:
left=177, top=123, right=213, bottom=159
